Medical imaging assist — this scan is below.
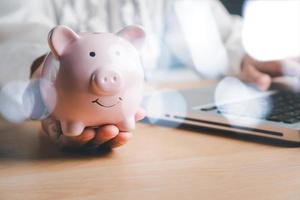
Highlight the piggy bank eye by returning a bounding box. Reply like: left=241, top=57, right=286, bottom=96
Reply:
left=115, top=50, right=120, bottom=56
left=89, top=52, right=96, bottom=57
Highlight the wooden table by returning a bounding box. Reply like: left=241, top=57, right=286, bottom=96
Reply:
left=1, top=81, right=300, bottom=200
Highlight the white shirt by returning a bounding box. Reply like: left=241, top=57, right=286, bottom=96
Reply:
left=0, top=0, right=244, bottom=86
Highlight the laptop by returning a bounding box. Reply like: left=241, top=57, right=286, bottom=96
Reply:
left=144, top=80, right=300, bottom=143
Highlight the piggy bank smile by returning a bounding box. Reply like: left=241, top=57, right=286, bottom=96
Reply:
left=92, top=97, right=123, bottom=108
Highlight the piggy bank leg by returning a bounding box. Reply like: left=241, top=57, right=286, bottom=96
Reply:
left=117, top=116, right=135, bottom=132
left=60, top=121, right=84, bottom=136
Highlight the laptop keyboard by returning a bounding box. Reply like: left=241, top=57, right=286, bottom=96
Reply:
left=200, top=91, right=300, bottom=124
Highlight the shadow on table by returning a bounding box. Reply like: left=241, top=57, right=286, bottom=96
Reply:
left=0, top=122, right=113, bottom=161
left=142, top=119, right=300, bottom=148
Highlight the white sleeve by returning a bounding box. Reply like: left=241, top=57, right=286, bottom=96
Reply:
left=167, top=0, right=244, bottom=78
left=0, top=0, right=56, bottom=86
left=210, top=0, right=245, bottom=76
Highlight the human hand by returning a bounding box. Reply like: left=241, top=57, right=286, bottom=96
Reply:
left=41, top=108, right=146, bottom=150
left=30, top=55, right=146, bottom=151
left=240, top=54, right=300, bottom=91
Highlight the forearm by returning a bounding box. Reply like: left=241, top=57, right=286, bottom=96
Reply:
left=223, top=16, right=245, bottom=76
left=0, top=0, right=56, bottom=86
left=210, top=0, right=245, bottom=76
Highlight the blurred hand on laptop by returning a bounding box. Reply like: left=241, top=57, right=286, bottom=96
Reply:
left=240, top=54, right=300, bottom=91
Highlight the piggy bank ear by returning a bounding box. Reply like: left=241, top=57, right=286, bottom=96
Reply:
left=48, top=25, right=79, bottom=58
left=117, top=25, right=146, bottom=50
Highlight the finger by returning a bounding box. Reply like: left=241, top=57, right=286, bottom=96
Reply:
left=135, top=108, right=146, bottom=121
left=241, top=64, right=272, bottom=91
left=243, top=55, right=284, bottom=77
left=108, top=132, right=133, bottom=148
left=58, top=128, right=96, bottom=149
left=93, top=125, right=119, bottom=145
left=255, top=60, right=283, bottom=77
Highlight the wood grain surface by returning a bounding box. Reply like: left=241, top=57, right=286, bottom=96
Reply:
left=1, top=81, right=300, bottom=200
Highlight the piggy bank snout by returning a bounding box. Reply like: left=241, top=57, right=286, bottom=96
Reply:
left=91, top=69, right=123, bottom=95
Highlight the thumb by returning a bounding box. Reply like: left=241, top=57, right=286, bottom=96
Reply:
left=241, top=64, right=272, bottom=91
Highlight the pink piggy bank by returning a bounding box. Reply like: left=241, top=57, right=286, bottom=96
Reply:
left=40, top=25, right=145, bottom=136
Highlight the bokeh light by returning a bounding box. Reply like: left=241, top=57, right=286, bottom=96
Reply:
left=214, top=77, right=271, bottom=127
left=242, top=0, right=300, bottom=61
left=0, top=79, right=52, bottom=123
left=144, top=87, right=187, bottom=127
left=23, top=79, right=49, bottom=120
left=0, top=81, right=31, bottom=123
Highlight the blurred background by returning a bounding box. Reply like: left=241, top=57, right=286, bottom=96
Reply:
left=0, top=0, right=247, bottom=86
left=0, top=0, right=299, bottom=123
left=220, top=0, right=245, bottom=16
